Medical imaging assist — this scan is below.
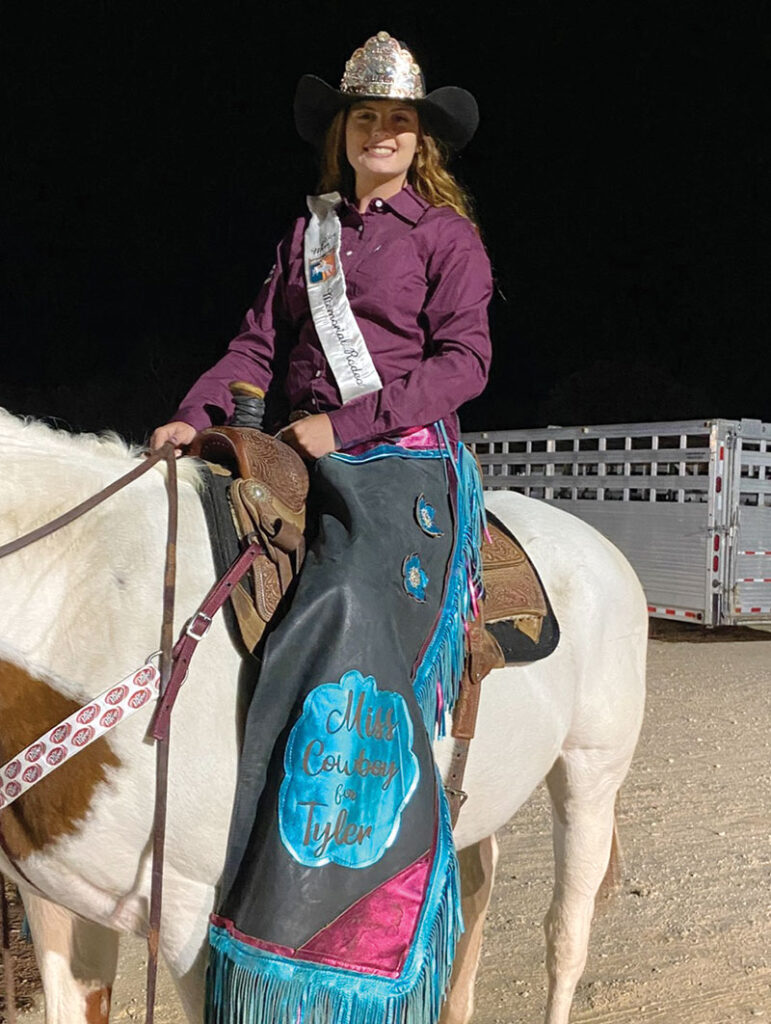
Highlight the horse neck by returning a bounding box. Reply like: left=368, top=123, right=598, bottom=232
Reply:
left=0, top=431, right=212, bottom=701
left=1, top=425, right=161, bottom=534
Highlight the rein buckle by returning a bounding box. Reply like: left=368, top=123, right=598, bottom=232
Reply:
left=185, top=611, right=212, bottom=640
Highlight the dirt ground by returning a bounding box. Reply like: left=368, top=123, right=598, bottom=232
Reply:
left=4, top=622, right=770, bottom=1023
left=1, top=885, right=38, bottom=1017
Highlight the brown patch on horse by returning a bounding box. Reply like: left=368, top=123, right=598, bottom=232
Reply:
left=85, top=986, right=112, bottom=1024
left=0, top=659, right=121, bottom=859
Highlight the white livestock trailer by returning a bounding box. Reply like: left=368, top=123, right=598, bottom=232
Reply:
left=464, top=418, right=771, bottom=627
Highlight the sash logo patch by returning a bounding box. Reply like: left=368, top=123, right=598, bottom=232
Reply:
left=308, top=252, right=337, bottom=283
left=279, top=670, right=419, bottom=869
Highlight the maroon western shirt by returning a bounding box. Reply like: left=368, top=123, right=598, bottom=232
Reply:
left=174, top=185, right=493, bottom=450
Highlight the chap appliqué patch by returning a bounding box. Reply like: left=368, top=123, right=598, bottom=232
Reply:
left=402, top=553, right=429, bottom=602
left=279, top=670, right=419, bottom=869
left=415, top=493, right=444, bottom=537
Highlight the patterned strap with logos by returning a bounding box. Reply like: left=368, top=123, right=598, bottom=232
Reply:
left=0, top=664, right=160, bottom=811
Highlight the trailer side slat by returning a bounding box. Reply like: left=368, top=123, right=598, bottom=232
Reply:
left=464, top=418, right=771, bottom=627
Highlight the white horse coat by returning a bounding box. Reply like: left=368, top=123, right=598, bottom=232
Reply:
left=0, top=410, right=646, bottom=1024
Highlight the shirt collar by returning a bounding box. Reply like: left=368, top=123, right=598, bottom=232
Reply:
left=378, top=184, right=430, bottom=225
left=338, top=184, right=429, bottom=226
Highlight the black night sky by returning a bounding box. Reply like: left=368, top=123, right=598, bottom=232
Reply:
left=2, top=2, right=769, bottom=444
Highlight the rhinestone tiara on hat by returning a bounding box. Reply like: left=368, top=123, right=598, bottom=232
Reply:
left=294, top=31, right=478, bottom=150
left=339, top=31, right=425, bottom=100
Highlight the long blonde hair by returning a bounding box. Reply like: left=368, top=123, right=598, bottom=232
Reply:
left=317, top=108, right=476, bottom=224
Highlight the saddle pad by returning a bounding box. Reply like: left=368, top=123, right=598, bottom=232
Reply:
left=483, top=511, right=560, bottom=664
left=198, top=464, right=242, bottom=611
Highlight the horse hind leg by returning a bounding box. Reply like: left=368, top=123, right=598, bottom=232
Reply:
left=20, top=888, right=118, bottom=1024
left=542, top=747, right=630, bottom=1024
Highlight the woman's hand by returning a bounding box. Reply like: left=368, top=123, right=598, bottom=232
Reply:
left=280, top=414, right=337, bottom=460
left=149, top=421, right=197, bottom=456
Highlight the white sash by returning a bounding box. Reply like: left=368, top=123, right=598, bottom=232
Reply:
left=303, top=192, right=383, bottom=404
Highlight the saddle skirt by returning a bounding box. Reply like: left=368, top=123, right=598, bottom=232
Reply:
left=482, top=520, right=547, bottom=642
left=480, top=511, right=560, bottom=667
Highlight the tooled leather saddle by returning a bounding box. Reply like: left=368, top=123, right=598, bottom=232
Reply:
left=451, top=516, right=559, bottom=735
left=189, top=425, right=310, bottom=653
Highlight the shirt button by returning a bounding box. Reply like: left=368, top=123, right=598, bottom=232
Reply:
left=345, top=250, right=353, bottom=256
left=374, top=199, right=383, bottom=209
left=357, top=225, right=363, bottom=233
left=315, top=370, right=322, bottom=378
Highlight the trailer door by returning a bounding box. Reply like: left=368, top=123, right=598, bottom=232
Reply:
left=727, top=420, right=771, bottom=624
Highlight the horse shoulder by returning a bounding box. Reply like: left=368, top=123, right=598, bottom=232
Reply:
left=0, top=658, right=120, bottom=860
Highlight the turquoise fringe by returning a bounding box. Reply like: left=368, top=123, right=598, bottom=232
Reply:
left=330, top=437, right=486, bottom=739
left=413, top=443, right=486, bottom=738
left=206, top=778, right=463, bottom=1024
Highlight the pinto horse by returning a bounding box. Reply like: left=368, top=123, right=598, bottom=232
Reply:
left=0, top=409, right=646, bottom=1024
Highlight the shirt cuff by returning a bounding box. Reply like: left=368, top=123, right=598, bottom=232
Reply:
left=326, top=402, right=376, bottom=450
left=172, top=404, right=216, bottom=433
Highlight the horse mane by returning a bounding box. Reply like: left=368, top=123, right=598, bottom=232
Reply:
left=0, top=407, right=203, bottom=489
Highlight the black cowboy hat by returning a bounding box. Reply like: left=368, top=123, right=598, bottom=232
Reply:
left=293, top=32, right=479, bottom=151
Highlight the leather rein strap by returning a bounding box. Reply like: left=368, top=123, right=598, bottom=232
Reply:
left=1, top=876, right=17, bottom=1024
left=145, top=450, right=177, bottom=1024
left=0, top=443, right=179, bottom=1024
left=0, top=444, right=262, bottom=1024
left=0, top=444, right=175, bottom=560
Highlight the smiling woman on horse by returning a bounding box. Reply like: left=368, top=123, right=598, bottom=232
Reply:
left=151, top=30, right=492, bottom=1024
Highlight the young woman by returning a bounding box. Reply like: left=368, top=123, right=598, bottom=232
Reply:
left=152, top=32, right=493, bottom=1024
left=150, top=35, right=490, bottom=461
